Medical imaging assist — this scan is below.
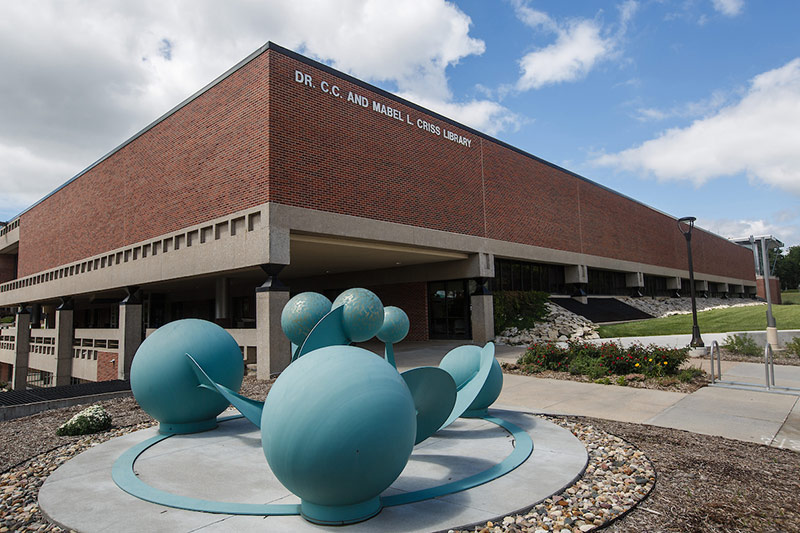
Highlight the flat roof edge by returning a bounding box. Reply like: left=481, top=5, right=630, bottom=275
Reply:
left=10, top=42, right=745, bottom=249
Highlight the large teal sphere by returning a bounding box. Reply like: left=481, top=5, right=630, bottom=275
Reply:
left=281, top=292, right=332, bottom=345
left=332, top=288, right=385, bottom=342
left=261, top=346, right=416, bottom=518
left=439, top=345, right=503, bottom=411
left=376, top=306, right=410, bottom=344
left=130, top=319, right=244, bottom=434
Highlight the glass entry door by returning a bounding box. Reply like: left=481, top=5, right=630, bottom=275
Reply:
left=428, top=280, right=470, bottom=339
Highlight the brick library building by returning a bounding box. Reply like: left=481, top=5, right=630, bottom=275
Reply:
left=0, top=43, right=757, bottom=390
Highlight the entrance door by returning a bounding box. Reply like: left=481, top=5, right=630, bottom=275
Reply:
left=428, top=280, right=470, bottom=339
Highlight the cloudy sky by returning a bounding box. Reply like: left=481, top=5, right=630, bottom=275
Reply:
left=2, top=0, right=799, bottom=247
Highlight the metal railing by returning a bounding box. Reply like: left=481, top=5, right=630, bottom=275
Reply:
left=709, top=340, right=798, bottom=395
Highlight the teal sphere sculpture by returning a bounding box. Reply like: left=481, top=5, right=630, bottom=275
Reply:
left=439, top=345, right=503, bottom=412
left=281, top=292, right=332, bottom=345
left=376, top=306, right=410, bottom=344
left=332, top=288, right=385, bottom=342
left=261, top=345, right=416, bottom=524
left=130, top=319, right=244, bottom=434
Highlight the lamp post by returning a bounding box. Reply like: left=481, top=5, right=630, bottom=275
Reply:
left=678, top=217, right=704, bottom=348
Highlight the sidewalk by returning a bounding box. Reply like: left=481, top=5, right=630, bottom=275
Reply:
left=390, top=341, right=800, bottom=452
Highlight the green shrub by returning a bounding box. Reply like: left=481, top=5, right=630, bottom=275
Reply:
left=494, top=290, right=549, bottom=335
left=784, top=336, right=800, bottom=357
left=568, top=355, right=607, bottom=380
left=56, top=405, right=112, bottom=436
left=677, top=367, right=705, bottom=382
left=0, top=315, right=14, bottom=324
left=722, top=333, right=761, bottom=356
left=517, top=341, right=689, bottom=379
left=594, top=377, right=611, bottom=385
left=615, top=376, right=627, bottom=386
left=520, top=342, right=570, bottom=371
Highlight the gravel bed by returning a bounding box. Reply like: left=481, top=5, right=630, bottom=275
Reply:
left=451, top=416, right=656, bottom=533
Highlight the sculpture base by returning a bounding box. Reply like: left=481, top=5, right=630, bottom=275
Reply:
left=300, top=496, right=381, bottom=525
left=158, top=418, right=218, bottom=435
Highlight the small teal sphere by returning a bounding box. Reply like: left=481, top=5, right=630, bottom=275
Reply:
left=261, top=346, right=416, bottom=510
left=376, top=306, right=410, bottom=344
left=130, top=319, right=244, bottom=434
left=281, top=292, right=332, bottom=345
left=332, top=288, right=385, bottom=342
left=439, top=345, right=503, bottom=411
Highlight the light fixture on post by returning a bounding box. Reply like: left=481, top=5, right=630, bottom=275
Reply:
left=678, top=217, right=704, bottom=350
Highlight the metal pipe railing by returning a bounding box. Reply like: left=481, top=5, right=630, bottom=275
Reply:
left=709, top=341, right=720, bottom=383
left=764, top=343, right=775, bottom=389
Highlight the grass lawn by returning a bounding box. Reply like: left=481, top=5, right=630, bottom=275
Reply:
left=598, top=303, right=800, bottom=338
left=782, top=289, right=800, bottom=305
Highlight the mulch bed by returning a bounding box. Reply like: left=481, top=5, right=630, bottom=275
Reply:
left=1, top=376, right=798, bottom=533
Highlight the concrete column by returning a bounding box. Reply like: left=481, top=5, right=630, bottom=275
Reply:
left=470, top=277, right=494, bottom=345
left=470, top=295, right=494, bottom=345
left=256, top=264, right=290, bottom=380
left=716, top=282, right=730, bottom=299
left=625, top=272, right=644, bottom=297
left=693, top=280, right=709, bottom=299
left=30, top=303, right=41, bottom=329
left=53, top=307, right=74, bottom=387
left=565, top=265, right=588, bottom=304
left=12, top=309, right=30, bottom=390
left=666, top=277, right=681, bottom=297
left=215, top=277, right=231, bottom=328
left=119, top=303, right=143, bottom=380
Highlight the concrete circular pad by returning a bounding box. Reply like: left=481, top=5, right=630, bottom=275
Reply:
left=40, top=409, right=587, bottom=533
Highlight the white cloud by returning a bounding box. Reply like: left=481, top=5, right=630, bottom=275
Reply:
left=517, top=20, right=613, bottom=91
left=711, top=0, right=744, bottom=16
left=593, top=58, right=800, bottom=196
left=697, top=217, right=799, bottom=248
left=398, top=94, right=525, bottom=136
left=633, top=90, right=732, bottom=122
left=0, top=0, right=516, bottom=218
left=513, top=1, right=637, bottom=91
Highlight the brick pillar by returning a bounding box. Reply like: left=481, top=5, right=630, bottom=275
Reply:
left=119, top=287, right=143, bottom=380
left=54, top=306, right=74, bottom=386
left=470, top=277, right=494, bottom=345
left=256, top=264, right=290, bottom=380
left=12, top=309, right=30, bottom=390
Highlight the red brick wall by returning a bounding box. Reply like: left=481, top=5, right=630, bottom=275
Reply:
left=17, top=52, right=272, bottom=277
left=756, top=277, right=782, bottom=304
left=0, top=362, right=11, bottom=383
left=268, top=53, right=484, bottom=236
left=367, top=282, right=428, bottom=341
left=15, top=45, right=754, bottom=285
left=0, top=255, right=16, bottom=284
left=268, top=51, right=753, bottom=282
left=97, top=351, right=118, bottom=382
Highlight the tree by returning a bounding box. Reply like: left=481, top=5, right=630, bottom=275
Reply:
left=775, top=246, right=800, bottom=290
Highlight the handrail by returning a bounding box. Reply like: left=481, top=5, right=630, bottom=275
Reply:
left=709, top=341, right=720, bottom=383
left=764, top=344, right=775, bottom=390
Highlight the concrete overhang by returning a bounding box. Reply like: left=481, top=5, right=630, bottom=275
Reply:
left=282, top=234, right=468, bottom=280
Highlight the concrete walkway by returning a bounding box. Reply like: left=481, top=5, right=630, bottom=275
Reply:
left=388, top=341, right=800, bottom=452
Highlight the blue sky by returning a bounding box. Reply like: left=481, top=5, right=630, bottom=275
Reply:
left=1, top=0, right=799, bottom=247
